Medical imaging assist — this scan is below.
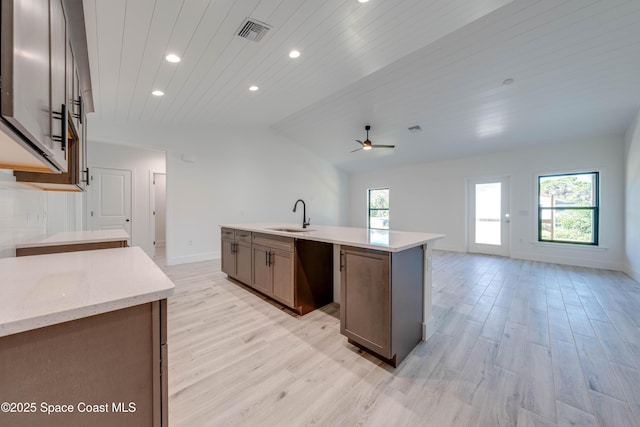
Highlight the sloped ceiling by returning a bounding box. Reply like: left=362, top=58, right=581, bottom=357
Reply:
left=84, top=0, right=640, bottom=173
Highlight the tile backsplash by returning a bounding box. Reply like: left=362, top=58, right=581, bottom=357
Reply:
left=0, top=185, right=46, bottom=257
left=0, top=170, right=81, bottom=258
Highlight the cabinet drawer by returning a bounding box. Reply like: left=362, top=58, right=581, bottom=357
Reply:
left=235, top=230, right=252, bottom=243
left=253, top=233, right=294, bottom=252
left=221, top=228, right=235, bottom=241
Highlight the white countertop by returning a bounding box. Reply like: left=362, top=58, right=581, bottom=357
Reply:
left=220, top=223, right=445, bottom=252
left=16, top=229, right=130, bottom=249
left=0, top=246, right=174, bottom=337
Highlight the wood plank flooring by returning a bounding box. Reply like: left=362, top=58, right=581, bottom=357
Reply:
left=155, top=249, right=640, bottom=426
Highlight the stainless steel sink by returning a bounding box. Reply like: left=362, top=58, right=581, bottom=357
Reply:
left=267, top=227, right=315, bottom=233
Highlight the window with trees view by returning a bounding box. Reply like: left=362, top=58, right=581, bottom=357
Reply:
left=368, top=188, right=389, bottom=230
left=538, top=172, right=599, bottom=245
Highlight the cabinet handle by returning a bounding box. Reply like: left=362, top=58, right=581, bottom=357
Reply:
left=265, top=251, right=269, bottom=266
left=340, top=251, right=344, bottom=272
left=72, top=96, right=83, bottom=124
left=51, top=103, right=68, bottom=152
left=82, top=167, right=90, bottom=184
left=267, top=251, right=272, bottom=267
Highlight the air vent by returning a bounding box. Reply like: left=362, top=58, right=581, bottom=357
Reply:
left=237, top=18, right=271, bottom=42
left=408, top=125, right=422, bottom=133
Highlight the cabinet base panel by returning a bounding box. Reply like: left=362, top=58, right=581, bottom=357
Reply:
left=347, top=338, right=398, bottom=368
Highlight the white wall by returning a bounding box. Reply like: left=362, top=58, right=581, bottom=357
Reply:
left=88, top=123, right=349, bottom=265
left=350, top=135, right=626, bottom=271
left=87, top=142, right=166, bottom=256
left=624, top=110, right=640, bottom=281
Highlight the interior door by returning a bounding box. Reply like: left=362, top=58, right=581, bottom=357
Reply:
left=150, top=172, right=166, bottom=257
left=468, top=177, right=510, bottom=256
left=90, top=167, right=132, bottom=241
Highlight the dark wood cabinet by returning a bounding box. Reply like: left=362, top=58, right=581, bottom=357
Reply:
left=251, top=233, right=295, bottom=307
left=0, top=0, right=67, bottom=172
left=0, top=0, right=92, bottom=182
left=340, top=245, right=423, bottom=367
left=222, top=229, right=333, bottom=315
left=0, top=300, right=168, bottom=427
left=222, top=228, right=253, bottom=285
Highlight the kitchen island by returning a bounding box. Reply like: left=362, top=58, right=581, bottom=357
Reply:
left=220, top=223, right=444, bottom=366
left=0, top=246, right=174, bottom=427
left=15, top=229, right=129, bottom=257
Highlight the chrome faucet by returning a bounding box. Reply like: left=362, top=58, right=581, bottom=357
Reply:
left=293, top=199, right=310, bottom=228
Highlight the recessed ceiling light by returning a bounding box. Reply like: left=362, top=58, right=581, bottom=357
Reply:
left=502, top=78, right=515, bottom=85
left=151, top=90, right=165, bottom=96
left=249, top=85, right=259, bottom=91
left=289, top=50, right=300, bottom=59
left=358, top=0, right=370, bottom=3
left=165, top=54, right=181, bottom=63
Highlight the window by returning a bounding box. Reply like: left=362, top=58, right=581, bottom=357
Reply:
left=368, top=188, right=389, bottom=230
left=538, top=172, right=599, bottom=245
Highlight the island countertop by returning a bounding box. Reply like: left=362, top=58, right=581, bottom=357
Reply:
left=0, top=246, right=174, bottom=338
left=16, top=229, right=130, bottom=249
left=220, top=223, right=445, bottom=252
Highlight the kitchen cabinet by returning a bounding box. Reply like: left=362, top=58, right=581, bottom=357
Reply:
left=0, top=0, right=93, bottom=179
left=0, top=247, right=173, bottom=427
left=252, top=233, right=295, bottom=307
left=221, top=228, right=252, bottom=285
left=0, top=301, right=168, bottom=427
left=221, top=228, right=334, bottom=315
left=340, top=245, right=423, bottom=367
left=0, top=0, right=67, bottom=172
left=12, top=41, right=89, bottom=190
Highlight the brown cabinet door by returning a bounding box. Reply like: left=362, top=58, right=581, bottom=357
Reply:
left=235, top=242, right=252, bottom=285
left=340, top=246, right=391, bottom=359
left=221, top=239, right=236, bottom=277
left=49, top=0, right=67, bottom=171
left=252, top=245, right=271, bottom=295
left=1, top=0, right=67, bottom=171
left=271, top=248, right=294, bottom=307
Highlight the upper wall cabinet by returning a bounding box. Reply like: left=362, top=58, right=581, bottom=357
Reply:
left=0, top=0, right=93, bottom=180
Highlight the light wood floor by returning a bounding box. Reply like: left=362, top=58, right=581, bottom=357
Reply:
left=155, top=249, right=640, bottom=426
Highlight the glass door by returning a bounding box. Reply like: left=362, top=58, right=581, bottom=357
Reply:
left=468, top=177, right=510, bottom=256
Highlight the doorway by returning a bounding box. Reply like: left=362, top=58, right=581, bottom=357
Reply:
left=150, top=172, right=166, bottom=258
left=468, top=176, right=510, bottom=256
left=89, top=167, right=132, bottom=243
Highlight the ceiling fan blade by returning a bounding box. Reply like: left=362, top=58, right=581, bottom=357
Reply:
left=355, top=140, right=364, bottom=146
left=372, top=145, right=395, bottom=149
left=350, top=147, right=363, bottom=152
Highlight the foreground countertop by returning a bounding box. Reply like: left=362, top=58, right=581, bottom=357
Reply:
left=0, top=246, right=174, bottom=338
left=16, top=229, right=130, bottom=249
left=220, top=223, right=445, bottom=252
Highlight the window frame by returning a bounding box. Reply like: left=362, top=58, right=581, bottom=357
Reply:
left=537, top=171, right=600, bottom=246
left=367, top=187, right=390, bottom=230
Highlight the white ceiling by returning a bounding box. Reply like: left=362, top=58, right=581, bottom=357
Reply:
left=84, top=0, right=640, bottom=173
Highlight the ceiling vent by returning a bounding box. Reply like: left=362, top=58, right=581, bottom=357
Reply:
left=237, top=18, right=271, bottom=42
left=408, top=125, right=422, bottom=133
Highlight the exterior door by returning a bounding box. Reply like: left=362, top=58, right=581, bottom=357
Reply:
left=90, top=167, right=132, bottom=240
left=468, top=177, right=510, bottom=256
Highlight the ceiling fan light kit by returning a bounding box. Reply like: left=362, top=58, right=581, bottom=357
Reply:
left=352, top=125, right=395, bottom=152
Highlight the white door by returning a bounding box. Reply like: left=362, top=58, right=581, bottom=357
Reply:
left=468, top=177, right=510, bottom=256
left=90, top=167, right=132, bottom=240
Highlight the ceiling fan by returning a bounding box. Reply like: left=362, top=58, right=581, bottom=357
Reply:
left=352, top=125, right=395, bottom=152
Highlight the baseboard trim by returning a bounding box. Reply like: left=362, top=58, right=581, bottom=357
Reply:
left=167, top=251, right=217, bottom=266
